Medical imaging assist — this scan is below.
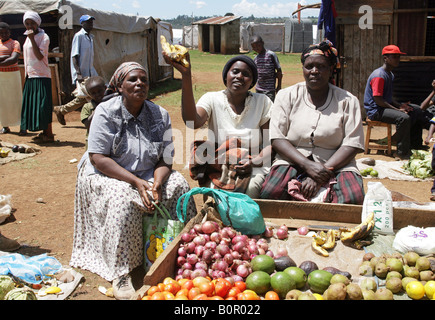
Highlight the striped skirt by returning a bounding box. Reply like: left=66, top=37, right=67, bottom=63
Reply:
left=21, top=77, right=52, bottom=131
left=259, top=164, right=365, bottom=205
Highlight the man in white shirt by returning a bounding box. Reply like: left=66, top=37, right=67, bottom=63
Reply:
left=54, top=15, right=98, bottom=125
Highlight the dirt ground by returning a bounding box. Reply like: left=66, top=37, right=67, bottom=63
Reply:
left=0, top=71, right=433, bottom=300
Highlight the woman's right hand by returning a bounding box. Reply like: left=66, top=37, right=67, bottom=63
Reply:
left=162, top=51, right=191, bottom=75
left=134, top=178, right=155, bottom=212
left=304, top=161, right=334, bottom=186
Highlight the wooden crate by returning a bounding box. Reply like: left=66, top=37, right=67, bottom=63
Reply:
left=133, top=198, right=435, bottom=299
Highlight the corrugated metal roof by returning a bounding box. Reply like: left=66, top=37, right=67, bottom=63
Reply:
left=193, top=16, right=241, bottom=25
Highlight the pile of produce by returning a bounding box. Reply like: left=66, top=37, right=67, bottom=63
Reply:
left=358, top=251, right=435, bottom=300
left=0, top=275, right=37, bottom=300
left=174, top=221, right=275, bottom=282
left=403, top=149, right=433, bottom=179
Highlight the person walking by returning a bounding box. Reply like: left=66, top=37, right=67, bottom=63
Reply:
left=53, top=14, right=98, bottom=125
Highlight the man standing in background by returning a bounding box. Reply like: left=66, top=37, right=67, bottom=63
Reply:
left=251, top=35, right=283, bottom=102
left=54, top=14, right=98, bottom=125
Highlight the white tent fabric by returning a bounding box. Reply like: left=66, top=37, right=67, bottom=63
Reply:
left=0, top=0, right=163, bottom=85
left=0, top=0, right=154, bottom=34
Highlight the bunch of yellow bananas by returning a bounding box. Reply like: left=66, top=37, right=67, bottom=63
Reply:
left=311, top=212, right=375, bottom=256
left=311, top=229, right=338, bottom=257
left=339, top=211, right=375, bottom=249
left=160, top=35, right=189, bottom=68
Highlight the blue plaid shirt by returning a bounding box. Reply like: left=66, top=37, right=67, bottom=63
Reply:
left=82, top=96, right=174, bottom=181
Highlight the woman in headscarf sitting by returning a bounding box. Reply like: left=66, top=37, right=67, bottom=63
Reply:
left=163, top=53, right=273, bottom=199
left=70, top=62, right=196, bottom=300
left=260, top=41, right=365, bottom=204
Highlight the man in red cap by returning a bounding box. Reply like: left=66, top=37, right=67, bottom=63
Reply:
left=364, top=45, right=429, bottom=159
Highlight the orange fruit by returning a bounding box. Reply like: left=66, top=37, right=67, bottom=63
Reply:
left=163, top=277, right=176, bottom=285
left=188, top=287, right=201, bottom=300
left=165, top=282, right=181, bottom=295
left=209, top=295, right=224, bottom=300
left=198, top=281, right=215, bottom=296
left=225, top=296, right=237, bottom=300
left=146, top=285, right=160, bottom=296
left=176, top=288, right=189, bottom=297
left=424, top=281, right=435, bottom=299
left=234, top=281, right=246, bottom=292
left=237, top=290, right=260, bottom=300
left=162, top=291, right=175, bottom=300
left=193, top=276, right=210, bottom=287
left=226, top=287, right=241, bottom=299
left=157, top=282, right=166, bottom=292
left=150, top=292, right=166, bottom=300
left=178, top=278, right=190, bottom=287
left=406, top=281, right=425, bottom=300
left=141, top=295, right=151, bottom=300
left=174, top=295, right=188, bottom=300
left=265, top=291, right=280, bottom=300
left=181, top=279, right=194, bottom=291
left=192, top=293, right=208, bottom=300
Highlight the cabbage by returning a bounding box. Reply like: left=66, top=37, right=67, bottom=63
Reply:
left=0, top=275, right=15, bottom=300
left=403, top=150, right=434, bottom=179
left=4, top=287, right=37, bottom=300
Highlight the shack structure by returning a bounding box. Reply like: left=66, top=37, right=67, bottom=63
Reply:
left=333, top=0, right=435, bottom=113
left=193, top=16, right=241, bottom=55
left=0, top=0, right=171, bottom=105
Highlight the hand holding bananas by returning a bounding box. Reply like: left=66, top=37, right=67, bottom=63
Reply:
left=161, top=35, right=189, bottom=68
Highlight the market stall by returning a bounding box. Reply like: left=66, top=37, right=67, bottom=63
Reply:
left=133, top=192, right=435, bottom=301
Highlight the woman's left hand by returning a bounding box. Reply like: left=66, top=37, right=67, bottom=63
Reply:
left=151, top=181, right=163, bottom=205
left=234, top=159, right=253, bottom=175
left=300, top=177, right=321, bottom=200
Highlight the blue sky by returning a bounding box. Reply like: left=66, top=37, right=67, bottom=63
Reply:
left=70, top=0, right=321, bottom=19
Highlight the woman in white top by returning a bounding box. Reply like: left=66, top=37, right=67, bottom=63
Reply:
left=164, top=53, right=273, bottom=199
left=20, top=11, right=54, bottom=142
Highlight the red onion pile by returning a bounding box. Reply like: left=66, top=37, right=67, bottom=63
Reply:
left=175, top=221, right=273, bottom=282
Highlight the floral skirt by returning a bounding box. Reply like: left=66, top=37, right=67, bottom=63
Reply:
left=70, top=161, right=197, bottom=281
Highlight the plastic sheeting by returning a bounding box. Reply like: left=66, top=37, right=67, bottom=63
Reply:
left=0, top=0, right=154, bottom=34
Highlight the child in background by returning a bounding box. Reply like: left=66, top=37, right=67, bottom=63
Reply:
left=424, top=116, right=435, bottom=201
left=80, top=76, right=105, bottom=149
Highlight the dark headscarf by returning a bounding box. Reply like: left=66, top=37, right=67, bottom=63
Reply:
left=222, top=55, right=258, bottom=89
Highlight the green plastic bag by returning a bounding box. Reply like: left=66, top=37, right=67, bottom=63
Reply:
left=176, top=187, right=266, bottom=235
left=143, top=202, right=184, bottom=272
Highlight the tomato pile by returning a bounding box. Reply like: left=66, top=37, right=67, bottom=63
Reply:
left=141, top=276, right=280, bottom=300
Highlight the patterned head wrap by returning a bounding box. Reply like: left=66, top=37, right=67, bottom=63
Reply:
left=23, top=11, right=42, bottom=26
left=301, top=40, right=341, bottom=70
left=107, top=62, right=147, bottom=93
